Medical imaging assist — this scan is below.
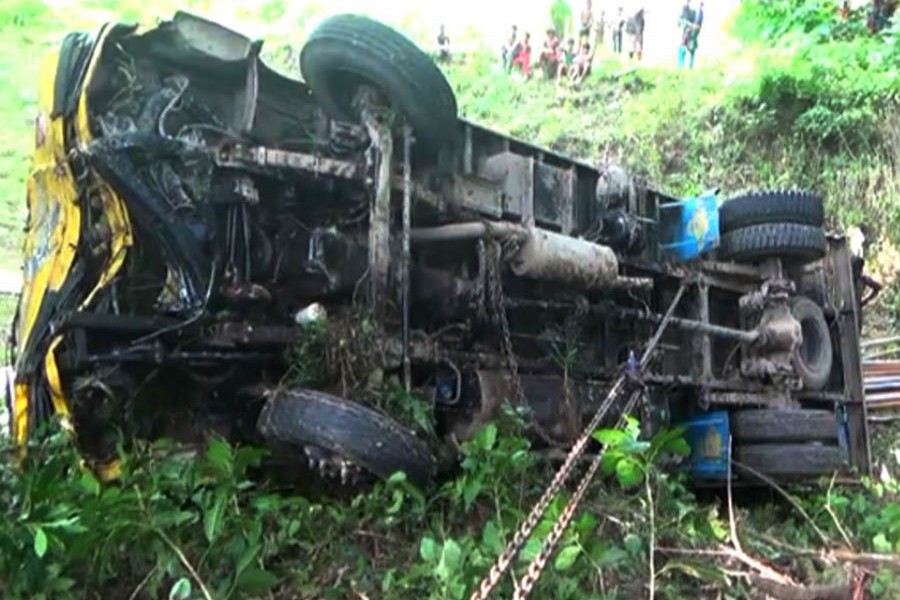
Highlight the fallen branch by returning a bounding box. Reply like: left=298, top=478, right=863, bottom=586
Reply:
left=827, top=549, right=900, bottom=573
left=727, top=441, right=794, bottom=585
left=757, top=535, right=900, bottom=573
left=749, top=575, right=850, bottom=600
left=732, top=458, right=832, bottom=547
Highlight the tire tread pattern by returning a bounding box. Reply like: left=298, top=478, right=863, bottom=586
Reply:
left=720, top=189, right=824, bottom=233
left=735, top=444, right=846, bottom=478
left=731, top=409, right=837, bottom=444
left=300, top=14, right=458, bottom=152
left=718, top=222, right=826, bottom=263
left=257, top=387, right=435, bottom=486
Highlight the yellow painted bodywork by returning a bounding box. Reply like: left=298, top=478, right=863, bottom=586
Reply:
left=13, top=25, right=133, bottom=451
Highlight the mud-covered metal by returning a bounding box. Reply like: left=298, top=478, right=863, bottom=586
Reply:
left=9, top=12, right=869, bottom=503
left=509, top=228, right=619, bottom=289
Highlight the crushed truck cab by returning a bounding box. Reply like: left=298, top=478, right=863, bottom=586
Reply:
left=7, top=12, right=871, bottom=485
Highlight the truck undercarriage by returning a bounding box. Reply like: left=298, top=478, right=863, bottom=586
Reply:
left=8, top=12, right=872, bottom=487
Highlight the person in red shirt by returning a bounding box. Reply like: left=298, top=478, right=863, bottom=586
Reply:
left=512, top=32, right=532, bottom=77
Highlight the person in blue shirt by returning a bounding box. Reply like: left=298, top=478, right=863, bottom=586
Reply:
left=677, top=1, right=702, bottom=68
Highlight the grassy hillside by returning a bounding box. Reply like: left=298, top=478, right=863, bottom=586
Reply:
left=0, top=2, right=899, bottom=599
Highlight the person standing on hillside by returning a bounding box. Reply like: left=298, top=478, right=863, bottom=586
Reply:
left=677, top=1, right=702, bottom=68
left=502, top=25, right=520, bottom=72
left=596, top=8, right=606, bottom=47
left=627, top=8, right=645, bottom=60
left=612, top=6, right=625, bottom=53
left=579, top=0, right=594, bottom=44
left=436, top=24, right=451, bottom=63
left=511, top=32, right=533, bottom=78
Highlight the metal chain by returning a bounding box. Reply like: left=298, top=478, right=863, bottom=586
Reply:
left=512, top=390, right=642, bottom=599
left=486, top=240, right=528, bottom=408
left=468, top=284, right=687, bottom=600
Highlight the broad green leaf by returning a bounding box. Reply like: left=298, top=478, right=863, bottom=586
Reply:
left=519, top=538, right=541, bottom=562
left=463, top=479, right=482, bottom=508
left=205, top=437, right=233, bottom=477
left=574, top=513, right=598, bottom=537
left=664, top=437, right=692, bottom=457
left=482, top=521, right=503, bottom=555
left=615, top=456, right=644, bottom=488
left=168, top=577, right=192, bottom=600
left=593, top=429, right=627, bottom=446
left=592, top=545, right=628, bottom=566
left=381, top=569, right=395, bottom=592
left=33, top=528, right=47, bottom=558
left=437, top=539, right=462, bottom=581
left=475, top=424, right=498, bottom=450
left=554, top=545, right=581, bottom=571
left=624, top=533, right=643, bottom=556
left=235, top=568, right=279, bottom=593
left=420, top=536, right=439, bottom=562
left=80, top=471, right=101, bottom=496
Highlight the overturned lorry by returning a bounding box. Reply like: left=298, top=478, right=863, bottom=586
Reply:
left=8, top=12, right=873, bottom=486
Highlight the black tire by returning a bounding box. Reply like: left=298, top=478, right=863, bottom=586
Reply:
left=300, top=14, right=458, bottom=153
left=731, top=409, right=837, bottom=444
left=718, top=223, right=826, bottom=263
left=256, top=387, right=435, bottom=487
left=720, top=189, right=824, bottom=233
left=734, top=444, right=846, bottom=478
left=791, top=297, right=833, bottom=391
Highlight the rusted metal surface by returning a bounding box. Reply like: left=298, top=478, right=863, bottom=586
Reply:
left=448, top=175, right=504, bottom=218
left=509, top=228, right=619, bottom=289
left=362, top=106, right=393, bottom=322
left=829, top=238, right=872, bottom=473
left=410, top=221, right=527, bottom=243
left=412, top=224, right=622, bottom=291
left=617, top=306, right=761, bottom=344
left=450, top=370, right=610, bottom=444
left=707, top=390, right=795, bottom=408
left=215, top=144, right=363, bottom=179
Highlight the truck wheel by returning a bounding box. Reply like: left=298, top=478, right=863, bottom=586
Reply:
left=256, top=387, right=435, bottom=487
left=720, top=189, right=824, bottom=234
left=718, top=223, right=826, bottom=264
left=734, top=444, right=846, bottom=478
left=300, top=14, right=458, bottom=154
left=791, top=297, right=833, bottom=391
left=731, top=409, right=837, bottom=444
